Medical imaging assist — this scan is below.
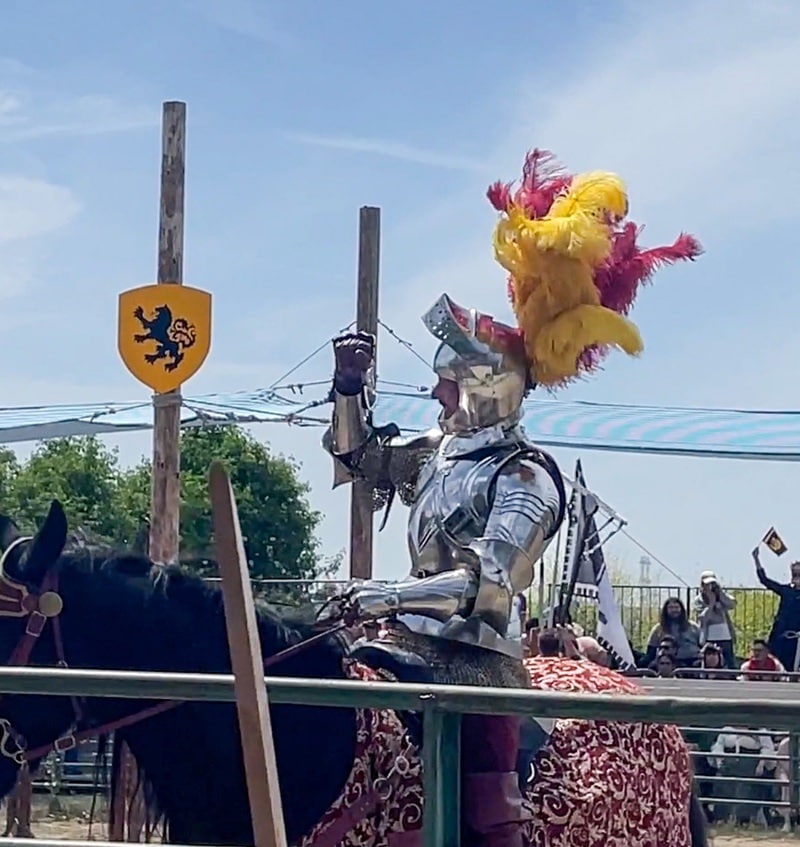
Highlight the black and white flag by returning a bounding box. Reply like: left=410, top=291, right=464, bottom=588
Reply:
left=562, top=460, right=635, bottom=670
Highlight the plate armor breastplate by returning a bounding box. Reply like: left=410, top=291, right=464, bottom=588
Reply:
left=408, top=449, right=504, bottom=578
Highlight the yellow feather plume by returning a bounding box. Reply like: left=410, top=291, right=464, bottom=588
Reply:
left=491, top=169, right=641, bottom=387
left=548, top=171, right=628, bottom=221
left=531, top=305, right=642, bottom=387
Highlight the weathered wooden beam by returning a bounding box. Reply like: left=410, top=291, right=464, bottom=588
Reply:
left=349, top=206, right=380, bottom=580
left=210, top=462, right=287, bottom=847
left=113, top=99, right=187, bottom=845
left=149, top=100, right=186, bottom=567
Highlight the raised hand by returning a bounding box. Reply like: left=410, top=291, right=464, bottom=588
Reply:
left=332, top=331, right=376, bottom=395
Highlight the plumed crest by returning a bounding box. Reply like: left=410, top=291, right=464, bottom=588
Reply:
left=487, top=148, right=702, bottom=388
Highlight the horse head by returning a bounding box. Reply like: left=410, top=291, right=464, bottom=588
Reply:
left=0, top=501, right=72, bottom=796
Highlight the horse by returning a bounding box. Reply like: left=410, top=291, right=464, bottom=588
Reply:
left=0, top=501, right=707, bottom=847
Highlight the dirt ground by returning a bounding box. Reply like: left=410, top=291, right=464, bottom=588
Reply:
left=26, top=821, right=800, bottom=845
left=713, top=835, right=798, bottom=846
left=20, top=797, right=800, bottom=845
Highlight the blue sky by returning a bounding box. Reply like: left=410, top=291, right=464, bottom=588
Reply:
left=1, top=0, right=800, bottom=591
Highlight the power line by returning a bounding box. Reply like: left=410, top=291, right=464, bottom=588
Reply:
left=267, top=322, right=355, bottom=390
left=378, top=318, right=431, bottom=369
left=618, top=527, right=689, bottom=587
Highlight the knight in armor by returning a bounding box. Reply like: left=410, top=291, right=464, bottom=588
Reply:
left=322, top=148, right=701, bottom=847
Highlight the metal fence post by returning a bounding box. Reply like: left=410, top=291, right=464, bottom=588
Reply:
left=790, top=732, right=799, bottom=829
left=421, top=696, right=461, bottom=847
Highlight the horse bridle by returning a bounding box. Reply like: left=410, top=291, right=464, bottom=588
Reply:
left=0, top=537, right=348, bottom=768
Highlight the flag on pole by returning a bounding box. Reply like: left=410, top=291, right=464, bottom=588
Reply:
left=583, top=509, right=635, bottom=670
left=561, top=460, right=634, bottom=669
left=762, top=526, right=788, bottom=557
left=559, top=459, right=599, bottom=605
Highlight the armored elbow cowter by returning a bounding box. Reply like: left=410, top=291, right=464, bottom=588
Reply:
left=469, top=458, right=563, bottom=635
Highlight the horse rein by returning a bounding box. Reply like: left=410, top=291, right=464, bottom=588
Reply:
left=0, top=539, right=349, bottom=767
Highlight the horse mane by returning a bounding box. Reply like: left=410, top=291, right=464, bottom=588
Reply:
left=56, top=534, right=318, bottom=652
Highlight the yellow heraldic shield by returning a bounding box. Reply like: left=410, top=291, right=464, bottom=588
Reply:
left=118, top=284, right=212, bottom=393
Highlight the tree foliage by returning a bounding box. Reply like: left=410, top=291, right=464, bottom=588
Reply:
left=0, top=428, right=335, bottom=581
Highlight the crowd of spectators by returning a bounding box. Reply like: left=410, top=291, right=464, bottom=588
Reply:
left=633, top=550, right=800, bottom=682
left=515, top=553, right=800, bottom=831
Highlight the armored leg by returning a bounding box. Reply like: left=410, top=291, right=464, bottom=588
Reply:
left=462, top=714, right=528, bottom=847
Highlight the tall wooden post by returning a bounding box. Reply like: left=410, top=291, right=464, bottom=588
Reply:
left=349, top=206, right=380, bottom=580
left=150, top=100, right=186, bottom=567
left=111, top=101, right=186, bottom=844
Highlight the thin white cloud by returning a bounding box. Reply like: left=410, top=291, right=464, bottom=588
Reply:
left=380, top=0, right=800, bottom=358
left=0, top=175, right=81, bottom=299
left=286, top=131, right=489, bottom=173
left=197, top=0, right=298, bottom=50
left=0, top=176, right=80, bottom=244
left=498, top=8, right=800, bottom=234
left=0, top=92, right=157, bottom=142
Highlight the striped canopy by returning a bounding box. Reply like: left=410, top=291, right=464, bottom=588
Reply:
left=1, top=386, right=799, bottom=460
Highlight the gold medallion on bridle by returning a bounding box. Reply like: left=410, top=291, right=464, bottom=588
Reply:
left=37, top=591, right=63, bottom=618
left=118, top=284, right=212, bottom=394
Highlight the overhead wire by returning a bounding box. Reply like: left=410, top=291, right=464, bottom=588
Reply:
left=253, top=315, right=688, bottom=587
left=267, top=321, right=355, bottom=390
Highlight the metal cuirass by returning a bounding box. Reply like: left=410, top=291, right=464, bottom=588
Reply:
left=408, top=432, right=521, bottom=578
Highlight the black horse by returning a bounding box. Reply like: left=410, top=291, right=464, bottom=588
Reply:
left=0, top=502, right=707, bottom=847
left=0, top=501, right=358, bottom=845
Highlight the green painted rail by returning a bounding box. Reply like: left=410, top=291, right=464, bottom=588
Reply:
left=0, top=666, right=798, bottom=847
left=0, top=665, right=797, bottom=727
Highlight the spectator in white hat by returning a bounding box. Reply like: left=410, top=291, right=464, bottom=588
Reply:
left=693, top=570, right=737, bottom=668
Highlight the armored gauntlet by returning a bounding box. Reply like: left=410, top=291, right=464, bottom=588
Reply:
left=340, top=569, right=478, bottom=623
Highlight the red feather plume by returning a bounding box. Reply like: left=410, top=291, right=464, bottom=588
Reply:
left=595, top=224, right=703, bottom=315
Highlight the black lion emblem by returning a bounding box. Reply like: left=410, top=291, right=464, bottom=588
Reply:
left=133, top=304, right=197, bottom=373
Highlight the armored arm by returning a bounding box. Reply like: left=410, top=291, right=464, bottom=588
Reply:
left=322, top=331, right=438, bottom=510
left=467, top=453, right=565, bottom=635
left=324, top=330, right=376, bottom=464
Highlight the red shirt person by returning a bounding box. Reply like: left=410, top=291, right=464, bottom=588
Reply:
left=740, top=638, right=786, bottom=681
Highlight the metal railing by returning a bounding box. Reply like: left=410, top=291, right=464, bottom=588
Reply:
left=2, top=666, right=800, bottom=846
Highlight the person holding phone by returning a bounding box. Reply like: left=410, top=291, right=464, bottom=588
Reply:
left=693, top=571, right=737, bottom=668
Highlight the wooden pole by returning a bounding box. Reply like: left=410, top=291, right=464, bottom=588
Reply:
left=348, top=206, right=380, bottom=580
left=110, top=100, right=186, bottom=845
left=210, top=462, right=288, bottom=847
left=150, top=100, right=186, bottom=567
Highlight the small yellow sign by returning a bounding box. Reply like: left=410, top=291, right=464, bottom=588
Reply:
left=118, top=283, right=212, bottom=394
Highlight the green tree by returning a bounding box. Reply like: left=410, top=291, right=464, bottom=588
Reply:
left=130, top=426, right=334, bottom=581
left=728, top=587, right=778, bottom=647
left=4, top=437, right=139, bottom=543
left=0, top=448, right=20, bottom=508
left=173, top=426, right=329, bottom=582
left=0, top=428, right=334, bottom=583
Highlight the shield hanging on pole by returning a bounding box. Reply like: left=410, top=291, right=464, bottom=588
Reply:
left=118, top=283, right=212, bottom=393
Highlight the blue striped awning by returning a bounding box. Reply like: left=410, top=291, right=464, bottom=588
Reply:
left=2, top=386, right=800, bottom=460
